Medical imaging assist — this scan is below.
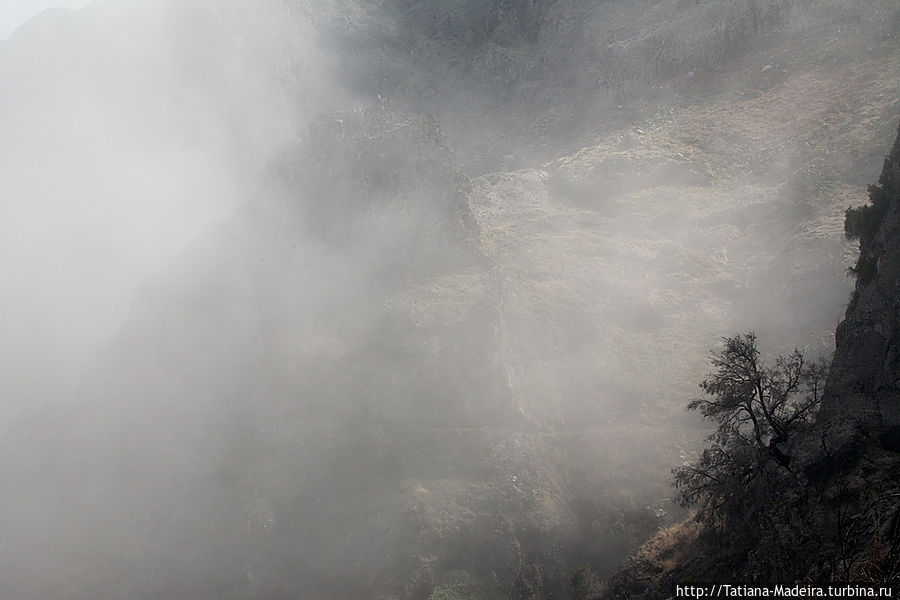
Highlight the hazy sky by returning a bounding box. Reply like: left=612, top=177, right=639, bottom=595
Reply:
left=1, top=0, right=93, bottom=40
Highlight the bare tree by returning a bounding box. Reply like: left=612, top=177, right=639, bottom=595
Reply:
left=673, top=333, right=827, bottom=521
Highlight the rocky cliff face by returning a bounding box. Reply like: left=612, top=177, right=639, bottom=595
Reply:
left=821, top=123, right=900, bottom=425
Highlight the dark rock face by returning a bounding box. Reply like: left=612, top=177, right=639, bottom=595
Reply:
left=820, top=123, right=900, bottom=426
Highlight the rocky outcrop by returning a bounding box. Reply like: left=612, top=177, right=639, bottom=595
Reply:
left=820, top=122, right=900, bottom=426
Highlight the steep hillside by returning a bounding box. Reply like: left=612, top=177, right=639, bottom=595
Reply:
left=595, top=124, right=900, bottom=599
left=314, top=0, right=900, bottom=171
left=0, top=1, right=899, bottom=599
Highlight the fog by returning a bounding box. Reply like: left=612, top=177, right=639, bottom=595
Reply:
left=0, top=1, right=897, bottom=598
left=1, top=0, right=335, bottom=418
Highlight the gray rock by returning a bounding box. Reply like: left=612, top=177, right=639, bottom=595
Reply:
left=819, top=122, right=900, bottom=426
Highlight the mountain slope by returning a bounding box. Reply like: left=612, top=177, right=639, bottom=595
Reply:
left=0, top=1, right=899, bottom=599
left=595, top=123, right=900, bottom=599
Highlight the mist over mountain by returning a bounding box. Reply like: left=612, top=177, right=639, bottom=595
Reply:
left=0, top=1, right=898, bottom=598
